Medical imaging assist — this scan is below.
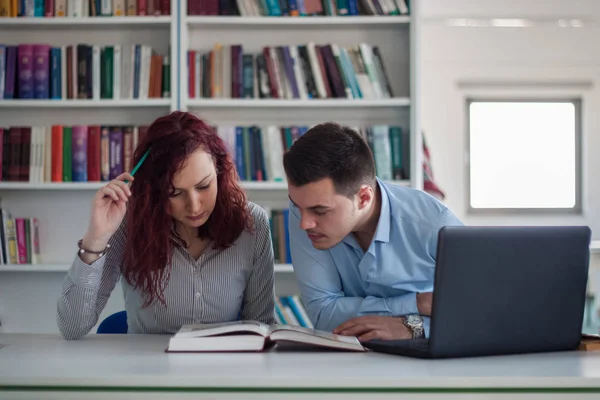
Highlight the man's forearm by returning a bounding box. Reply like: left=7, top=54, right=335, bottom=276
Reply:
left=310, top=293, right=420, bottom=331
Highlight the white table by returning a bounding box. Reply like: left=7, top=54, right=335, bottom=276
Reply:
left=1, top=334, right=600, bottom=400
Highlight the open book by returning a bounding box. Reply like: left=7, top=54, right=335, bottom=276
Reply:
left=166, top=321, right=366, bottom=352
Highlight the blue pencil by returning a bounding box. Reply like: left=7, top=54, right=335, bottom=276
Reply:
left=125, top=148, right=150, bottom=184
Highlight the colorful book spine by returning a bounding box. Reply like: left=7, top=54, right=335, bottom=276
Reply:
left=71, top=125, right=88, bottom=182
left=109, top=126, right=123, bottom=179
left=15, top=218, right=27, bottom=264
left=33, top=44, right=50, bottom=99
left=0, top=45, right=5, bottom=99
left=17, top=44, right=34, bottom=99
left=50, top=47, right=61, bottom=99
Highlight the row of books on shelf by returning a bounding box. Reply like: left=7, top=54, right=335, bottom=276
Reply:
left=0, top=208, right=41, bottom=265
left=0, top=0, right=171, bottom=17
left=188, top=0, right=409, bottom=16
left=0, top=125, right=148, bottom=182
left=274, top=295, right=312, bottom=328
left=0, top=43, right=170, bottom=100
left=189, top=42, right=393, bottom=100
left=217, top=124, right=409, bottom=182
left=0, top=124, right=408, bottom=183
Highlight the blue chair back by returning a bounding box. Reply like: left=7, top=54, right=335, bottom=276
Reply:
left=97, top=310, right=128, bottom=334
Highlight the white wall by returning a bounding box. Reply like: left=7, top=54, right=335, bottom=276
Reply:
left=420, top=0, right=600, bottom=237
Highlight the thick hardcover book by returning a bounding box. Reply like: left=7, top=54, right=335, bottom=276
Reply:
left=166, top=321, right=365, bottom=353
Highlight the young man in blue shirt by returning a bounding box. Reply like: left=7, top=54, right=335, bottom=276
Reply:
left=283, top=122, right=463, bottom=342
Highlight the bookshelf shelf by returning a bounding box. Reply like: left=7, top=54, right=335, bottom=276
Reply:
left=0, top=99, right=172, bottom=108
left=0, top=180, right=409, bottom=190
left=0, top=16, right=172, bottom=27
left=0, top=263, right=294, bottom=273
left=186, top=98, right=411, bottom=108
left=185, top=16, right=410, bottom=26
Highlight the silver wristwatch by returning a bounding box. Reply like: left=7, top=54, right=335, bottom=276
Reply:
left=403, top=314, right=425, bottom=339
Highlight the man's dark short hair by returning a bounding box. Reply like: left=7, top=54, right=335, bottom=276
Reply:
left=283, top=122, right=376, bottom=197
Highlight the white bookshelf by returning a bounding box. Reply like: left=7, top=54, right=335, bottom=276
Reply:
left=180, top=2, right=422, bottom=190
left=185, top=16, right=411, bottom=26
left=0, top=4, right=421, bottom=334
left=186, top=98, right=411, bottom=108
left=0, top=8, right=179, bottom=334
left=0, top=99, right=172, bottom=108
left=0, top=16, right=172, bottom=27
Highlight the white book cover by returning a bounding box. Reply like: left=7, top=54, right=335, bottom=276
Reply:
left=113, top=0, right=125, bottom=16
left=289, top=46, right=308, bottom=100
left=266, top=125, right=285, bottom=182
left=372, top=125, right=392, bottom=180
left=167, top=321, right=364, bottom=352
left=139, top=45, right=152, bottom=99
left=68, top=0, right=83, bottom=17
left=236, top=0, right=248, bottom=16
left=101, top=0, right=112, bottom=15
left=245, top=0, right=260, bottom=16
left=113, top=45, right=121, bottom=99
left=217, top=126, right=236, bottom=163
left=132, top=126, right=139, bottom=150
left=395, top=0, right=409, bottom=14
left=25, top=0, right=34, bottom=16
left=55, top=0, right=67, bottom=16
left=306, top=42, right=327, bottom=99
left=359, top=43, right=383, bottom=99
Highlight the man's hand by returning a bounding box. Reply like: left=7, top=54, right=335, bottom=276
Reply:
left=417, top=292, right=433, bottom=316
left=332, top=316, right=413, bottom=342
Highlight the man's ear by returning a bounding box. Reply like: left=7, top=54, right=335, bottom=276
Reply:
left=356, top=185, right=374, bottom=211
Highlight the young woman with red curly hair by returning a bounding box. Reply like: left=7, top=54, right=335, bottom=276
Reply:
left=57, top=111, right=275, bottom=340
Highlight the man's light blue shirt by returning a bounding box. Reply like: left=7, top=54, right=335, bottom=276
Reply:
left=288, top=179, right=464, bottom=337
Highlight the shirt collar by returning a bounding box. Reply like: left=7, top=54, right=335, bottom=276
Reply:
left=372, top=178, right=391, bottom=244
left=341, top=178, right=391, bottom=249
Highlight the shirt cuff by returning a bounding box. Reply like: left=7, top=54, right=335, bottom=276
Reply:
left=385, top=292, right=419, bottom=316
left=423, top=316, right=431, bottom=338
left=68, top=252, right=107, bottom=289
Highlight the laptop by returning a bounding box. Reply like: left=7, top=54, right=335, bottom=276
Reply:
left=363, top=225, right=591, bottom=359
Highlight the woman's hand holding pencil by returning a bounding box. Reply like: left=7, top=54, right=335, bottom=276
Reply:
left=79, top=173, right=134, bottom=264
left=78, top=149, right=149, bottom=264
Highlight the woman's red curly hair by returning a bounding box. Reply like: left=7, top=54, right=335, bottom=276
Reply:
left=123, top=111, right=251, bottom=307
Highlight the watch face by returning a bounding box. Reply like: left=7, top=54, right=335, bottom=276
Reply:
left=407, top=314, right=421, bottom=325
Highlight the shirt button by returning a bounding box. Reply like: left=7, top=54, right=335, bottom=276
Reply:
left=195, top=292, right=201, bottom=299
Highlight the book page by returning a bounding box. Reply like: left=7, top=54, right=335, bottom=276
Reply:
left=175, top=321, right=271, bottom=339
left=270, top=324, right=359, bottom=345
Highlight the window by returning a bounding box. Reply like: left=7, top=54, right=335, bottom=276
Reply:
left=467, top=99, right=581, bottom=212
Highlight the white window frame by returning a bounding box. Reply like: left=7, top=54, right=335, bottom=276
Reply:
left=466, top=98, right=582, bottom=214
